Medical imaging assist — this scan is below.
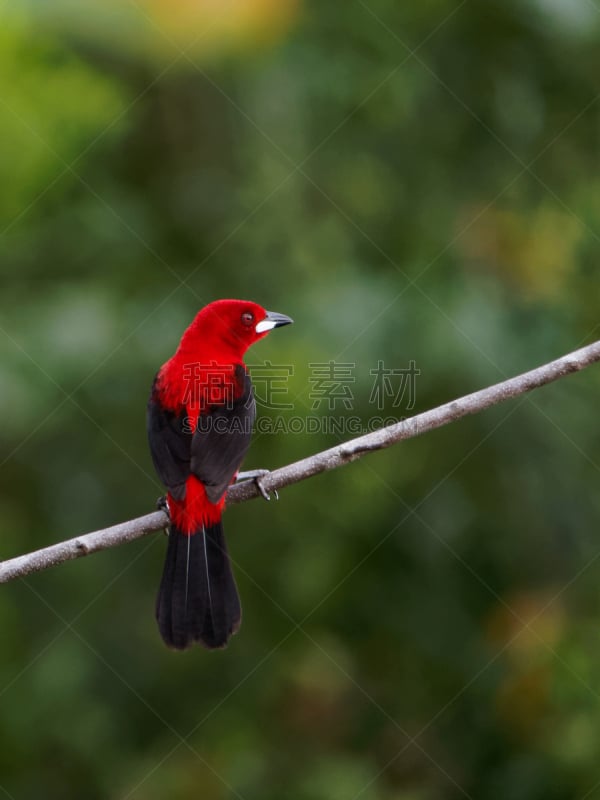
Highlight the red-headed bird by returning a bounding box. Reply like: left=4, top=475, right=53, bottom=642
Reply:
left=147, top=299, right=293, bottom=650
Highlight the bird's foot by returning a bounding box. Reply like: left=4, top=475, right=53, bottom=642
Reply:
left=236, top=469, right=278, bottom=502
left=156, top=495, right=170, bottom=514
left=156, top=495, right=170, bottom=534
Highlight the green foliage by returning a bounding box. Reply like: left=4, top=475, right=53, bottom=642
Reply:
left=1, top=1, right=600, bottom=798
left=0, top=16, right=126, bottom=221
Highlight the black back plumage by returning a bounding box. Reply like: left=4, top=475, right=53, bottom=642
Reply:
left=147, top=364, right=256, bottom=501
left=147, top=364, right=255, bottom=650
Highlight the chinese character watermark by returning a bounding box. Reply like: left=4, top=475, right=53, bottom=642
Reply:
left=182, top=361, right=236, bottom=409
left=247, top=360, right=294, bottom=410
left=308, top=361, right=355, bottom=410
left=368, top=359, right=420, bottom=411
left=177, top=358, right=421, bottom=432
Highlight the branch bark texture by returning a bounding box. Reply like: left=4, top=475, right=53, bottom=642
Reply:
left=2, top=339, right=599, bottom=584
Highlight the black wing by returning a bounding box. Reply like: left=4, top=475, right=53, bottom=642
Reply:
left=147, top=365, right=256, bottom=504
left=147, top=380, right=191, bottom=501
left=190, top=365, right=256, bottom=504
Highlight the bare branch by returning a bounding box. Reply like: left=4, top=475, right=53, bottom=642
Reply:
left=0, top=512, right=169, bottom=583
left=2, top=339, right=599, bottom=584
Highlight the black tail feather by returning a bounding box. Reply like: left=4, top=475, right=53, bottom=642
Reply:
left=156, top=521, right=241, bottom=650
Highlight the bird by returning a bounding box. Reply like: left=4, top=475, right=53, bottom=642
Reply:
left=147, top=299, right=293, bottom=650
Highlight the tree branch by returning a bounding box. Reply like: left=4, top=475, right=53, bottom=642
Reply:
left=2, top=339, right=599, bottom=584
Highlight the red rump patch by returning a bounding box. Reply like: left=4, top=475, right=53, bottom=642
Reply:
left=168, top=475, right=225, bottom=534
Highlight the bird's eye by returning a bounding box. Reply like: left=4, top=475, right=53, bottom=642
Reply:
left=241, top=311, right=254, bottom=327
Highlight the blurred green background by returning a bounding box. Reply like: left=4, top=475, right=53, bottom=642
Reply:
left=1, top=0, right=600, bottom=797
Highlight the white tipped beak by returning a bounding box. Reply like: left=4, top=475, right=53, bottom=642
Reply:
left=255, top=319, right=277, bottom=333
left=255, top=310, right=293, bottom=335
